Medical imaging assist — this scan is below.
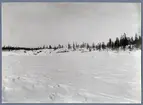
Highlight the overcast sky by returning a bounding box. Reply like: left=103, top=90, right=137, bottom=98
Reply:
left=2, top=2, right=141, bottom=47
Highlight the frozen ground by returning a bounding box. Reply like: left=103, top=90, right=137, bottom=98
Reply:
left=2, top=49, right=141, bottom=103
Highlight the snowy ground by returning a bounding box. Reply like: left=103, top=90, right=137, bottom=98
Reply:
left=2, top=49, right=141, bottom=103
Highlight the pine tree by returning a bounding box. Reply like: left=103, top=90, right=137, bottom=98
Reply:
left=68, top=43, right=71, bottom=49
left=130, top=37, right=134, bottom=45
left=96, top=43, right=102, bottom=51
left=120, top=33, right=128, bottom=50
left=92, top=43, right=96, bottom=50
left=43, top=45, right=46, bottom=49
left=114, top=37, right=120, bottom=49
left=58, top=44, right=62, bottom=49
left=53, top=46, right=57, bottom=50
left=48, top=45, right=52, bottom=49
left=102, top=42, right=106, bottom=50
left=134, top=34, right=138, bottom=44
left=107, top=38, right=112, bottom=49
left=134, top=34, right=141, bottom=49
left=73, top=43, right=76, bottom=51
left=75, top=43, right=79, bottom=49
left=80, top=42, right=86, bottom=48
left=61, top=45, right=64, bottom=48
left=111, top=42, right=114, bottom=50
left=86, top=43, right=90, bottom=49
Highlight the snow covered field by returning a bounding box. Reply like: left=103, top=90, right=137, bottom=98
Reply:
left=2, top=49, right=141, bottom=103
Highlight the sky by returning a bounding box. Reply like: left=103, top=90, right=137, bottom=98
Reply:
left=2, top=2, right=141, bottom=47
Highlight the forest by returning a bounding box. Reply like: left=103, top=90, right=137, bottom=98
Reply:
left=2, top=33, right=142, bottom=51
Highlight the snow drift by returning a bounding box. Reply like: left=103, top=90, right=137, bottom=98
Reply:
left=2, top=49, right=141, bottom=103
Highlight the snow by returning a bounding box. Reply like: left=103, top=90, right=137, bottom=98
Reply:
left=2, top=49, right=141, bottom=103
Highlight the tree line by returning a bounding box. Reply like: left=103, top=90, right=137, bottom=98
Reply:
left=2, top=46, right=44, bottom=51
left=2, top=33, right=141, bottom=51
left=96, top=33, right=142, bottom=51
